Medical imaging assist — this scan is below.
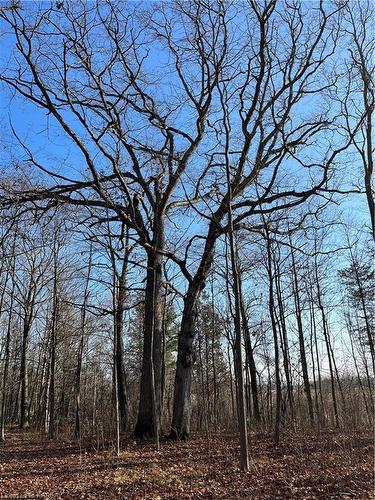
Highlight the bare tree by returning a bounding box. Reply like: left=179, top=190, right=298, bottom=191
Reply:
left=342, top=0, right=375, bottom=239
left=0, top=0, right=359, bottom=445
left=170, top=0, right=348, bottom=439
left=0, top=0, right=227, bottom=438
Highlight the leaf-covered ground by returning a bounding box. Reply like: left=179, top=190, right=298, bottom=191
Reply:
left=0, top=429, right=372, bottom=499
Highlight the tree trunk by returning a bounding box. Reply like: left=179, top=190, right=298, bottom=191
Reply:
left=352, top=258, right=375, bottom=374
left=315, top=265, right=339, bottom=428
left=240, top=289, right=261, bottom=424
left=228, top=237, right=249, bottom=471
left=265, top=232, right=282, bottom=446
left=197, top=314, right=208, bottom=433
left=48, top=238, right=62, bottom=440
left=134, top=221, right=164, bottom=438
left=170, top=292, right=197, bottom=440
left=48, top=305, right=57, bottom=440
left=346, top=312, right=372, bottom=424
left=19, top=309, right=32, bottom=430
left=115, top=238, right=130, bottom=434
left=274, top=259, right=295, bottom=422
left=75, top=246, right=92, bottom=439
left=0, top=272, right=15, bottom=440
left=290, top=248, right=314, bottom=426
left=169, top=203, right=221, bottom=440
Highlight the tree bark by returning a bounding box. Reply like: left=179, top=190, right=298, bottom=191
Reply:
left=265, top=231, right=282, bottom=446
left=228, top=235, right=249, bottom=471
left=314, top=265, right=340, bottom=428
left=170, top=203, right=221, bottom=439
left=19, top=299, right=34, bottom=430
left=170, top=292, right=197, bottom=440
left=134, top=221, right=164, bottom=438
left=0, top=270, right=15, bottom=440
left=273, top=259, right=295, bottom=422
left=240, top=289, right=261, bottom=424
left=114, top=242, right=129, bottom=434
left=290, top=248, right=314, bottom=426
left=48, top=298, right=57, bottom=440
left=75, top=245, right=92, bottom=439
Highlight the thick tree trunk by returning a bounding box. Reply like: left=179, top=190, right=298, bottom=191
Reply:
left=134, top=223, right=164, bottom=438
left=170, top=292, right=197, bottom=440
left=170, top=212, right=220, bottom=440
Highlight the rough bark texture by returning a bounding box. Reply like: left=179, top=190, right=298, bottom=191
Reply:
left=170, top=216, right=221, bottom=440
left=170, top=215, right=221, bottom=440
left=134, top=222, right=164, bottom=438
left=170, top=293, right=197, bottom=440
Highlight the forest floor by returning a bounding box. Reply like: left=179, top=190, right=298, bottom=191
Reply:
left=0, top=428, right=373, bottom=499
